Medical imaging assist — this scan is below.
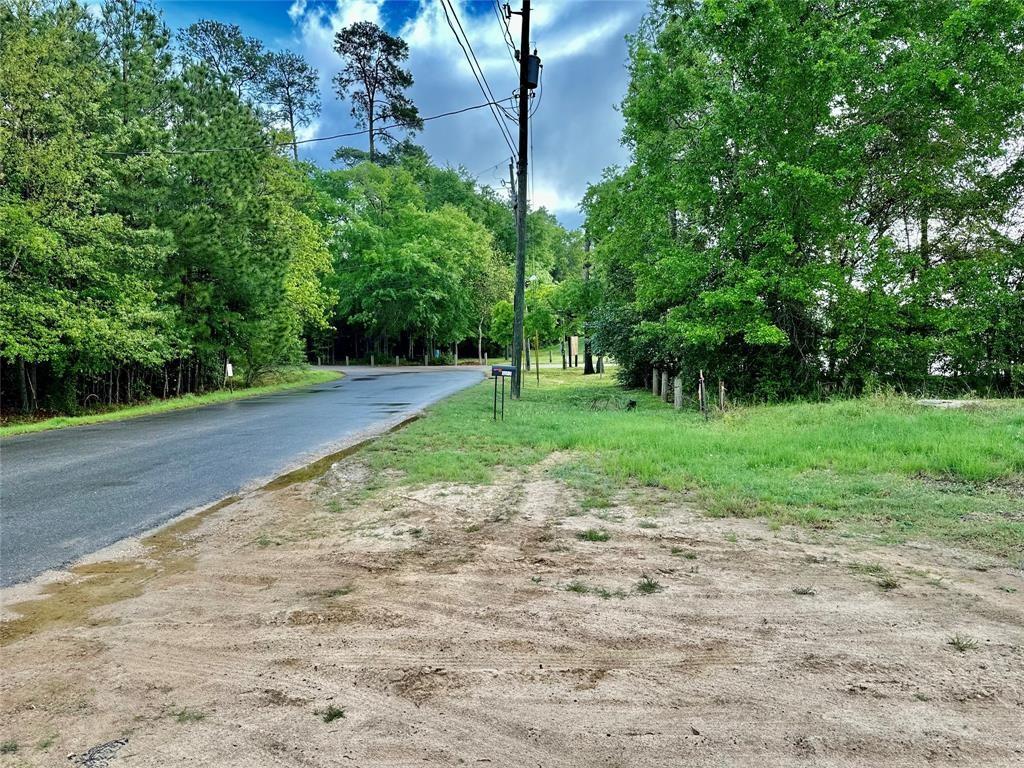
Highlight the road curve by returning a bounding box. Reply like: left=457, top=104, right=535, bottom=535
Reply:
left=0, top=368, right=482, bottom=587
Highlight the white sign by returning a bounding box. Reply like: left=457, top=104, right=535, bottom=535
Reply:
left=225, top=362, right=234, bottom=378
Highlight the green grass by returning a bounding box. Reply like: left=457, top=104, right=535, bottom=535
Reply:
left=317, top=705, right=346, bottom=723
left=0, top=367, right=340, bottom=437
left=360, top=368, right=1024, bottom=558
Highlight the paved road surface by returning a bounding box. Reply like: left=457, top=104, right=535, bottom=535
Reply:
left=0, top=368, right=482, bottom=587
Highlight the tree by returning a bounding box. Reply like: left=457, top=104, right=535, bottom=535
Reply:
left=332, top=21, right=422, bottom=163
left=178, top=19, right=267, bottom=103
left=264, top=50, right=320, bottom=161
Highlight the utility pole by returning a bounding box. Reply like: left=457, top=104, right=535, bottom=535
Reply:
left=510, top=0, right=536, bottom=398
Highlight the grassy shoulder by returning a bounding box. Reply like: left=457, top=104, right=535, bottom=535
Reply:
left=0, top=367, right=341, bottom=437
left=363, top=367, right=1024, bottom=559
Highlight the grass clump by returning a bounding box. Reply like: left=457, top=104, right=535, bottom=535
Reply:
left=172, top=708, right=206, bottom=723
left=317, top=705, right=346, bottom=723
left=1, top=740, right=17, bottom=754
left=670, top=547, right=697, bottom=559
left=564, top=580, right=590, bottom=594
left=948, top=634, right=979, bottom=653
left=576, top=528, right=611, bottom=542
left=877, top=575, right=901, bottom=591
left=636, top=574, right=663, bottom=595
left=792, top=586, right=816, bottom=595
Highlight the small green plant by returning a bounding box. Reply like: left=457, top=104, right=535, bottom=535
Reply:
left=848, top=562, right=888, bottom=577
left=464, top=522, right=482, bottom=533
left=637, top=520, right=658, bottom=529
left=408, top=527, right=423, bottom=538
left=564, top=580, right=590, bottom=594
left=36, top=735, right=55, bottom=750
left=670, top=547, right=697, bottom=560
left=576, top=528, right=611, bottom=542
left=792, top=586, right=816, bottom=596
left=255, top=532, right=279, bottom=548
left=317, top=705, right=346, bottom=723
left=877, top=575, right=901, bottom=591
left=321, top=586, right=353, bottom=598
left=724, top=532, right=738, bottom=543
left=636, top=574, right=662, bottom=595
left=530, top=575, right=542, bottom=583
left=172, top=708, right=206, bottom=723
left=997, top=585, right=1017, bottom=593
left=1, top=740, right=18, bottom=754
left=948, top=634, right=978, bottom=653
left=595, top=587, right=627, bottom=599
left=913, top=692, right=931, bottom=702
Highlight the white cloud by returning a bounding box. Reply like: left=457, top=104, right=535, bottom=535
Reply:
left=286, top=0, right=644, bottom=228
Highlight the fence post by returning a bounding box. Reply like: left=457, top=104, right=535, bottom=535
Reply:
left=719, top=379, right=726, bottom=411
left=653, top=368, right=661, bottom=397
left=661, top=370, right=670, bottom=402
left=345, top=355, right=349, bottom=367
left=395, top=355, right=399, bottom=367
left=370, top=354, right=374, bottom=367
left=673, top=375, right=683, bottom=409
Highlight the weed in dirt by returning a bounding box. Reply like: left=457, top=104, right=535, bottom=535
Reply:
left=997, top=585, right=1017, bottom=593
left=724, top=531, right=738, bottom=543
left=255, top=532, right=280, bottom=548
left=804, top=554, right=827, bottom=564
left=464, top=522, right=482, bottom=533
left=317, top=705, right=346, bottom=723
left=408, top=527, right=423, bottom=538
left=1, top=740, right=18, bottom=754
left=321, top=586, right=353, bottom=598
left=595, top=587, right=627, bottom=599
left=913, top=692, right=931, bottom=701
left=671, top=547, right=697, bottom=559
left=327, top=499, right=343, bottom=514
left=848, top=562, right=889, bottom=577
left=637, top=520, right=658, bottom=529
left=577, top=528, right=611, bottom=542
left=792, top=586, right=816, bottom=596
left=172, top=708, right=206, bottom=723
left=948, top=634, right=979, bottom=653
left=530, top=575, right=542, bottom=583
left=564, top=580, right=590, bottom=594
left=877, top=575, right=901, bottom=591
left=636, top=574, right=663, bottom=595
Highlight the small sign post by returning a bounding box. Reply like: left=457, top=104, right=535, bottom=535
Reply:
left=491, top=365, right=516, bottom=420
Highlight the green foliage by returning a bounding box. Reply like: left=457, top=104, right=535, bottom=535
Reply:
left=0, top=0, right=333, bottom=413
left=585, top=0, right=1024, bottom=398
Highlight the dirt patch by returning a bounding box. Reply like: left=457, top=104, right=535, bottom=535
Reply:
left=2, top=456, right=1023, bottom=767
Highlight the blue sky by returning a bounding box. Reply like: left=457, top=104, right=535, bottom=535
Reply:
left=153, top=1, right=646, bottom=228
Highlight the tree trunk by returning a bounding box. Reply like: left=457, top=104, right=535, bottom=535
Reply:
left=583, top=337, right=595, bottom=375
left=17, top=356, right=29, bottom=413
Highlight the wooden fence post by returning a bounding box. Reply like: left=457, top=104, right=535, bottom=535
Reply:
left=661, top=370, right=670, bottom=402
left=653, top=368, right=661, bottom=397
left=673, top=375, right=683, bottom=409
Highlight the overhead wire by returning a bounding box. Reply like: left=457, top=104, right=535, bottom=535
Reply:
left=438, top=0, right=518, bottom=157
left=100, top=99, right=515, bottom=156
left=491, top=0, right=519, bottom=74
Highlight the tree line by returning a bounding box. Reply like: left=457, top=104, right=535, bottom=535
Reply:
left=0, top=0, right=582, bottom=415
left=583, top=0, right=1024, bottom=399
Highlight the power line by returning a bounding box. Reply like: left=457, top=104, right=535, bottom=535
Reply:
left=100, top=99, right=514, bottom=157
left=492, top=0, right=519, bottom=74
left=439, top=0, right=518, bottom=158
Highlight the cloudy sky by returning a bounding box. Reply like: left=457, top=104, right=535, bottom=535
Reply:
left=155, top=0, right=646, bottom=228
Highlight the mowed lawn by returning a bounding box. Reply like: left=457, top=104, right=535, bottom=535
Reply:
left=364, top=368, right=1024, bottom=559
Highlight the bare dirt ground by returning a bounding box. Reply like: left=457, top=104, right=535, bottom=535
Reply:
left=2, top=451, right=1022, bottom=767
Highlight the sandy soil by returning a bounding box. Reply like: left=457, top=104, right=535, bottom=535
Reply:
left=2, top=451, right=1022, bottom=767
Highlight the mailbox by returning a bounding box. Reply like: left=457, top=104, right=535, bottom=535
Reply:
left=492, top=365, right=516, bottom=378
left=491, top=365, right=517, bottom=420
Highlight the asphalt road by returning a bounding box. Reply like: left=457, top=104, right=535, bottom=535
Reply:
left=0, top=368, right=482, bottom=587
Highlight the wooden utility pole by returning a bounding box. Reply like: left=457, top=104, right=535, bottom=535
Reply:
left=510, top=0, right=531, bottom=398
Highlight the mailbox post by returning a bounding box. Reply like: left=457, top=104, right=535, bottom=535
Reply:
left=491, top=365, right=516, bottom=420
